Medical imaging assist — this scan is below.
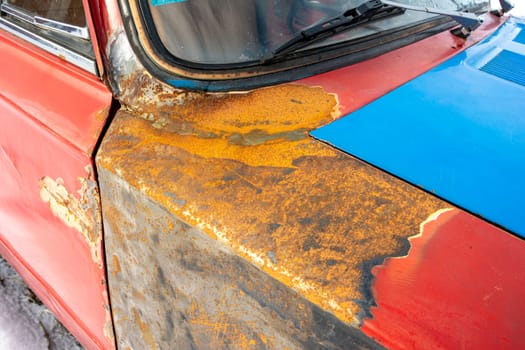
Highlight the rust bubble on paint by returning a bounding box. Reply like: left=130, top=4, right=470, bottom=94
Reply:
left=39, top=166, right=103, bottom=267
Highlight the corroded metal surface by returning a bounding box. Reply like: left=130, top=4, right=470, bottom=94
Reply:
left=97, top=81, right=447, bottom=338
left=99, top=168, right=382, bottom=349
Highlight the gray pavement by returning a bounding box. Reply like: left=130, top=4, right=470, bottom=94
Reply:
left=0, top=257, right=83, bottom=350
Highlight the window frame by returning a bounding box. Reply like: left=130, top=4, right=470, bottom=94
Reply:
left=0, top=0, right=98, bottom=74
left=119, top=0, right=457, bottom=91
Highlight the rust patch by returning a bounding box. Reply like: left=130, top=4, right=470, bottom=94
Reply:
left=112, top=76, right=339, bottom=168
left=94, top=106, right=110, bottom=122
left=39, top=166, right=102, bottom=267
left=99, top=170, right=380, bottom=349
left=98, top=82, right=447, bottom=326
left=132, top=308, right=157, bottom=350
left=118, top=70, right=339, bottom=123
left=111, top=254, right=122, bottom=276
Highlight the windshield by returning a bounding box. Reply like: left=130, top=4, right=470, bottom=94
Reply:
left=147, top=0, right=488, bottom=64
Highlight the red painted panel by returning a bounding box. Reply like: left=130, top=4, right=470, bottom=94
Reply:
left=88, top=0, right=123, bottom=56
left=83, top=0, right=105, bottom=76
left=362, top=209, right=525, bottom=349
left=0, top=29, right=113, bottom=349
left=0, top=30, right=110, bottom=155
left=300, top=15, right=504, bottom=116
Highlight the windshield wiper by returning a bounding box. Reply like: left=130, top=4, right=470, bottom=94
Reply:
left=263, top=0, right=404, bottom=63
left=262, top=0, right=482, bottom=63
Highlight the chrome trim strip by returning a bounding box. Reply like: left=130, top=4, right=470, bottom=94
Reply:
left=34, top=16, right=90, bottom=40
left=0, top=18, right=97, bottom=74
left=1, top=3, right=89, bottom=39
left=1, top=3, right=32, bottom=22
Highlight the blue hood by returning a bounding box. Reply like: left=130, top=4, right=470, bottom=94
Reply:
left=312, top=17, right=525, bottom=238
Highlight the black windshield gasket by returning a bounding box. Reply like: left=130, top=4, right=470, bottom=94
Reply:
left=120, top=0, right=469, bottom=90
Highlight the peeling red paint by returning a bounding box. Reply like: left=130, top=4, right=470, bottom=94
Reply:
left=39, top=167, right=103, bottom=267
left=363, top=209, right=525, bottom=349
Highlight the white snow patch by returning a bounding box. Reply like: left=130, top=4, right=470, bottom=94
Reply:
left=0, top=290, right=48, bottom=350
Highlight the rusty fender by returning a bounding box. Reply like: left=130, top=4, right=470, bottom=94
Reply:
left=96, top=77, right=447, bottom=348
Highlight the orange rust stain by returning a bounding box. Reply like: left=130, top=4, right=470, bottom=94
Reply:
left=188, top=304, right=277, bottom=349
left=132, top=308, right=157, bottom=350
left=112, top=255, right=122, bottom=276
left=130, top=117, right=333, bottom=168
left=162, top=85, right=339, bottom=134
left=94, top=106, right=110, bottom=122
left=131, top=290, right=146, bottom=301
left=98, top=83, right=447, bottom=325
left=117, top=82, right=339, bottom=168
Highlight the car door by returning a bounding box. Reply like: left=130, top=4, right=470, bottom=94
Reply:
left=0, top=1, right=113, bottom=348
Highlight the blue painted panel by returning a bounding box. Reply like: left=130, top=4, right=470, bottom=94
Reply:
left=167, top=79, right=206, bottom=90
left=513, top=25, right=525, bottom=44
left=151, top=0, right=186, bottom=6
left=312, top=20, right=525, bottom=238
left=481, top=50, right=525, bottom=86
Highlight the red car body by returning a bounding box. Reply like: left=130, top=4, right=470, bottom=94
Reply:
left=1, top=0, right=524, bottom=349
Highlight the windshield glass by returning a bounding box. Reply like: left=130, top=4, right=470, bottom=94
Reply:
left=147, top=0, right=488, bottom=64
